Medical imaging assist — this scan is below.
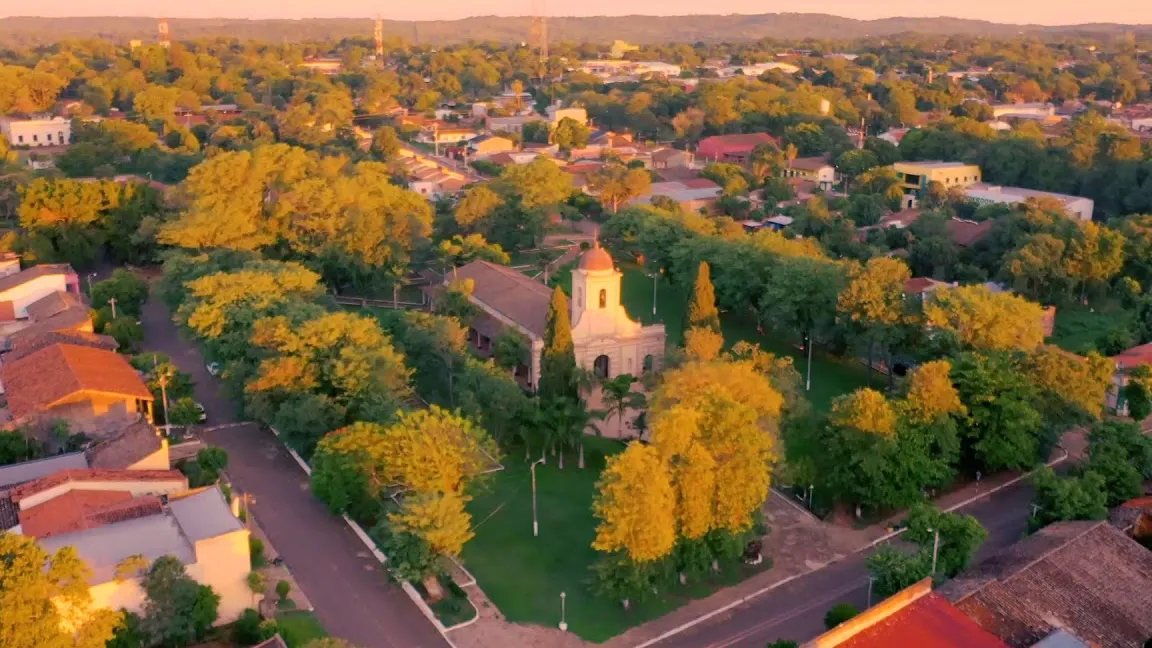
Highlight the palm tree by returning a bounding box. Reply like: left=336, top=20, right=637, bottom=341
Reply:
left=600, top=374, right=647, bottom=438
left=543, top=396, right=604, bottom=469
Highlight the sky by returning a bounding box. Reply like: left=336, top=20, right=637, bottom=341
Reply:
left=2, top=1, right=1150, bottom=26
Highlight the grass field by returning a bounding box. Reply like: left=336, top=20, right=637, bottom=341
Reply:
left=275, top=611, right=327, bottom=647
left=461, top=436, right=770, bottom=642
left=612, top=264, right=869, bottom=411
left=1049, top=303, right=1134, bottom=354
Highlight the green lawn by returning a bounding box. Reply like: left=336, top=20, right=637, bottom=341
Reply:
left=462, top=436, right=770, bottom=643
left=275, top=611, right=328, bottom=647
left=613, top=264, right=869, bottom=411
left=1049, top=303, right=1133, bottom=355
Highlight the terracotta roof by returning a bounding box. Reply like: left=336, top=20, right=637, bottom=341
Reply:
left=650, top=147, right=688, bottom=163
left=946, top=219, right=994, bottom=247
left=1, top=343, right=152, bottom=420
left=8, top=469, right=185, bottom=503
left=0, top=494, right=17, bottom=529
left=940, top=521, right=1152, bottom=648
left=698, top=133, right=777, bottom=158
left=905, top=277, right=946, bottom=295
left=20, top=489, right=134, bottom=537
left=579, top=244, right=615, bottom=272
left=453, top=260, right=552, bottom=339
left=0, top=264, right=74, bottom=294
left=879, top=208, right=923, bottom=227
left=6, top=330, right=117, bottom=362
left=85, top=421, right=164, bottom=469
left=1111, top=342, right=1152, bottom=371
left=655, top=166, right=701, bottom=182
left=681, top=177, right=721, bottom=190
left=24, top=290, right=82, bottom=321
left=790, top=155, right=833, bottom=172
left=837, top=592, right=1009, bottom=648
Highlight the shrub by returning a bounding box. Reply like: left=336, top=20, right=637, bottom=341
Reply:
left=231, top=609, right=263, bottom=645
left=276, top=579, right=292, bottom=601
left=824, top=603, right=860, bottom=629
left=250, top=537, right=266, bottom=568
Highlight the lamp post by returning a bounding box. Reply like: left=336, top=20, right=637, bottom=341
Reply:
left=86, top=272, right=97, bottom=295
left=805, top=332, right=813, bottom=392
left=928, top=527, right=941, bottom=574
left=531, top=457, right=545, bottom=537
left=647, top=269, right=662, bottom=317
left=558, top=591, right=568, bottom=632
left=866, top=576, right=876, bottom=608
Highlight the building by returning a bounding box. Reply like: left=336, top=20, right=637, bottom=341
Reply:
left=414, top=126, right=481, bottom=147
left=784, top=155, right=839, bottom=190
left=1106, top=341, right=1152, bottom=414
left=719, top=62, right=801, bottom=77
left=545, top=105, right=588, bottom=127
left=697, top=133, right=778, bottom=162
left=939, top=520, right=1152, bottom=648
left=991, top=102, right=1055, bottom=120
left=467, top=134, right=517, bottom=159
left=892, top=162, right=983, bottom=209
left=630, top=179, right=723, bottom=212
left=38, top=485, right=253, bottom=623
left=448, top=245, right=665, bottom=389
left=0, top=263, right=80, bottom=322
left=803, top=579, right=1008, bottom=648
left=0, top=116, right=72, bottom=147
left=1, top=342, right=154, bottom=436
left=649, top=147, right=693, bottom=169
left=485, top=114, right=542, bottom=135
left=299, top=58, right=343, bottom=75
left=963, top=183, right=1094, bottom=221
left=944, top=218, right=994, bottom=248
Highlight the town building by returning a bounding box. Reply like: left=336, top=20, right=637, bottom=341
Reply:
left=990, top=102, right=1055, bottom=120
left=545, top=104, right=589, bottom=127
left=630, top=179, right=723, bottom=212
left=447, top=245, right=665, bottom=389
left=299, top=58, right=343, bottom=75
left=414, top=126, right=481, bottom=147
left=0, top=263, right=80, bottom=321
left=803, top=579, right=1008, bottom=647
left=1, top=342, right=154, bottom=437
left=485, top=114, right=542, bottom=134
left=892, top=161, right=982, bottom=208
left=0, top=116, right=72, bottom=147
left=697, top=133, right=778, bottom=162
left=963, top=183, right=1094, bottom=221
left=784, top=155, right=839, bottom=190
left=467, top=134, right=518, bottom=159
left=939, top=520, right=1152, bottom=648
left=718, top=62, right=800, bottom=77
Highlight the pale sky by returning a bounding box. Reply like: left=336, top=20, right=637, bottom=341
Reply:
left=2, top=1, right=1149, bottom=26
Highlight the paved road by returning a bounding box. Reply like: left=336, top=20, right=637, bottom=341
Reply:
left=652, top=481, right=1036, bottom=647
left=141, top=295, right=449, bottom=648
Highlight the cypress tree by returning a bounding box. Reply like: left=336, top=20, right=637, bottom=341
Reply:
left=539, top=285, right=577, bottom=399
left=687, top=262, right=721, bottom=333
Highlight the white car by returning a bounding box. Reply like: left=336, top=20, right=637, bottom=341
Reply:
left=206, top=362, right=221, bottom=377
left=195, top=402, right=207, bottom=424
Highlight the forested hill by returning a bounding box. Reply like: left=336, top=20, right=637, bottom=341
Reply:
left=1, top=14, right=1150, bottom=47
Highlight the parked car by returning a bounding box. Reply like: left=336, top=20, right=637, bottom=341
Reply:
left=206, top=362, right=221, bottom=377
left=195, top=402, right=207, bottom=424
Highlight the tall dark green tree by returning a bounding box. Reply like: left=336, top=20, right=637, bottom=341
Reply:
left=539, top=285, right=577, bottom=400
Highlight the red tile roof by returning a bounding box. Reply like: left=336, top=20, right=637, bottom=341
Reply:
left=905, top=277, right=946, bottom=295
left=19, top=491, right=164, bottom=538
left=1111, top=342, right=1152, bottom=370
left=946, top=219, right=994, bottom=247
left=8, top=468, right=185, bottom=502
left=681, top=178, right=721, bottom=189
left=697, top=133, right=777, bottom=159
left=1, top=343, right=153, bottom=420
left=837, top=593, right=1009, bottom=648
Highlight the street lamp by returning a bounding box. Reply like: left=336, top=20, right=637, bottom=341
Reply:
left=86, top=272, right=97, bottom=294
left=926, top=527, right=941, bottom=574
left=646, top=269, right=662, bottom=317
left=804, top=332, right=813, bottom=392
left=558, top=591, right=568, bottom=632
left=531, top=457, right=545, bottom=537
left=866, top=575, right=876, bottom=608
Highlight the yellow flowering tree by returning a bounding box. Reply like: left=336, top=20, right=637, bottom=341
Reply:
left=924, top=285, right=1045, bottom=352
left=904, top=360, right=965, bottom=423
left=592, top=444, right=677, bottom=562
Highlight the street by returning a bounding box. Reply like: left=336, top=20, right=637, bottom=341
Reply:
left=141, top=294, right=449, bottom=648
left=649, top=479, right=1035, bottom=647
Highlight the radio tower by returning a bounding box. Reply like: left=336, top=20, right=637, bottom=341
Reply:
left=157, top=18, right=170, bottom=48
left=529, top=0, right=548, bottom=62
left=374, top=16, right=384, bottom=58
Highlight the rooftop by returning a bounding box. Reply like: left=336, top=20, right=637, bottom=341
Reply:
left=895, top=161, right=976, bottom=170
left=0, top=263, right=74, bottom=294
left=1111, top=342, right=1152, bottom=370
left=945, top=218, right=994, bottom=247
left=24, top=290, right=82, bottom=321
left=6, top=330, right=117, bottom=362
left=8, top=468, right=185, bottom=502
left=453, top=260, right=554, bottom=339
left=85, top=421, right=164, bottom=470
left=964, top=183, right=1090, bottom=205
left=19, top=490, right=161, bottom=538
left=832, top=593, right=1008, bottom=648
left=939, top=521, right=1152, bottom=648
left=790, top=155, right=833, bottom=172
left=1, top=343, right=153, bottom=420
left=0, top=452, right=88, bottom=489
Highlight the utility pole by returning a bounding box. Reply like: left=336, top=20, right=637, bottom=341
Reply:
left=531, top=457, right=545, bottom=537
left=108, top=297, right=117, bottom=320
left=805, top=333, right=813, bottom=391
left=154, top=354, right=171, bottom=433
left=930, top=527, right=941, bottom=574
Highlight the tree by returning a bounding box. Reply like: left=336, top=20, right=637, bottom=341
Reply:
left=837, top=258, right=912, bottom=382
left=1024, top=345, right=1113, bottom=421
left=1029, top=467, right=1107, bottom=530
left=132, top=84, right=180, bottom=121
left=91, top=269, right=149, bottom=317
left=592, top=443, right=677, bottom=562
left=539, top=286, right=577, bottom=400
left=245, top=571, right=265, bottom=606
left=903, top=360, right=964, bottom=423
left=0, top=430, right=42, bottom=465
left=600, top=374, right=646, bottom=438
left=195, top=446, right=229, bottom=483
left=104, top=317, right=144, bottom=352
left=552, top=117, right=590, bottom=150
left=904, top=503, right=988, bottom=577
left=1063, top=221, right=1126, bottom=299
left=454, top=184, right=504, bottom=231
left=924, top=285, right=1045, bottom=352
left=371, top=126, right=401, bottom=161
left=588, top=164, right=651, bottom=213
left=0, top=532, right=123, bottom=648
left=824, top=603, right=859, bottom=629
left=496, top=158, right=573, bottom=209
left=492, top=328, right=530, bottom=372
left=952, top=352, right=1044, bottom=472
left=760, top=256, right=844, bottom=387
left=867, top=545, right=931, bottom=599
left=370, top=523, right=441, bottom=584
left=685, top=262, right=724, bottom=361
left=140, top=556, right=220, bottom=648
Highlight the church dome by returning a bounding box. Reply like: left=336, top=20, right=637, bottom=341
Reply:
left=579, top=243, right=614, bottom=271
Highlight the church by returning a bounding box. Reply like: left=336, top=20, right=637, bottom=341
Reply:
left=449, top=243, right=666, bottom=390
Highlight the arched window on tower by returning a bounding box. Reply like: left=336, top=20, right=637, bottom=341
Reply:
left=599, top=289, right=607, bottom=308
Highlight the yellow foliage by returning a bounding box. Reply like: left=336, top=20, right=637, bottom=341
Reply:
left=389, top=491, right=474, bottom=556
left=592, top=444, right=677, bottom=562
left=671, top=442, right=717, bottom=539
left=181, top=265, right=323, bottom=338
left=924, top=285, right=1045, bottom=352
left=1025, top=345, right=1114, bottom=419
left=684, top=327, right=724, bottom=361
left=378, top=406, right=500, bottom=495
left=904, top=360, right=965, bottom=422
left=696, top=394, right=775, bottom=531
left=652, top=360, right=783, bottom=422
left=831, top=388, right=897, bottom=436
left=649, top=405, right=702, bottom=460
left=837, top=258, right=911, bottom=327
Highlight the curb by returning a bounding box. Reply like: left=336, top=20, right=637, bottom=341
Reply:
left=268, top=426, right=461, bottom=647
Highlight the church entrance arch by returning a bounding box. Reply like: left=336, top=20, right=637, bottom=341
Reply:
left=593, top=354, right=610, bottom=379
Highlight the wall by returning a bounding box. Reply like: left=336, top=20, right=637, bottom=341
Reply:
left=0, top=118, right=71, bottom=147
left=18, top=477, right=187, bottom=509
left=44, top=392, right=150, bottom=435
left=0, top=273, right=67, bottom=318
left=186, top=529, right=254, bottom=622
left=129, top=440, right=171, bottom=471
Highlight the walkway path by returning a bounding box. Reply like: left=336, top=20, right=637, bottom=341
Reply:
left=141, top=295, right=448, bottom=648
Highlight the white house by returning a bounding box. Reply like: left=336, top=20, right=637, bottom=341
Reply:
left=0, top=116, right=71, bottom=147
left=963, top=183, right=1094, bottom=221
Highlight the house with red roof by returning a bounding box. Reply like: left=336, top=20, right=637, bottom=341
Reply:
left=697, top=133, right=778, bottom=162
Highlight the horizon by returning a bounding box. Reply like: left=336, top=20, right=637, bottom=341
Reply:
left=2, top=4, right=1151, bottom=28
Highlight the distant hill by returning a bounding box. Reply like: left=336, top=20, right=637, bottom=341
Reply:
left=1, top=14, right=1150, bottom=47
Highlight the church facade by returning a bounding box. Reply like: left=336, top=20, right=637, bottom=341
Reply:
left=450, top=244, right=666, bottom=390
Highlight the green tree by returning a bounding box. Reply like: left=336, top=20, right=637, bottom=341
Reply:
left=952, top=352, right=1044, bottom=472
left=552, top=117, right=590, bottom=150
left=600, top=374, right=646, bottom=439
left=824, top=603, right=859, bottom=629
left=371, top=126, right=401, bottom=161
left=867, top=545, right=932, bottom=599
left=1029, top=467, right=1107, bottom=530
left=496, top=157, right=573, bottom=209
left=904, top=503, right=988, bottom=577
left=0, top=532, right=123, bottom=648
left=539, top=286, right=577, bottom=400
left=91, top=269, right=149, bottom=316
left=140, top=556, right=220, bottom=648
